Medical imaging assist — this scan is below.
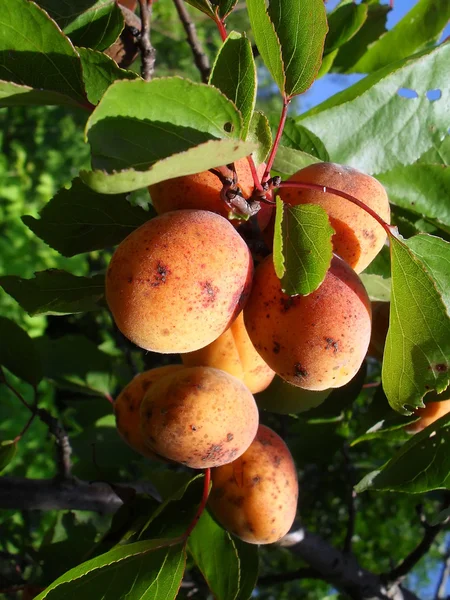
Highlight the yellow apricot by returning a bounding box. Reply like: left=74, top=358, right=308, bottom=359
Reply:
left=208, top=424, right=298, bottom=544
left=114, top=365, right=183, bottom=460
left=139, top=366, right=259, bottom=468
left=182, top=312, right=275, bottom=394
left=105, top=210, right=253, bottom=353
left=406, top=394, right=450, bottom=434
left=244, top=255, right=372, bottom=391
left=279, top=162, right=390, bottom=273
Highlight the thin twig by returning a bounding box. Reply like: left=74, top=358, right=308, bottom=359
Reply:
left=14, top=412, right=36, bottom=443
left=262, top=95, right=290, bottom=182
left=172, top=0, right=211, bottom=83
left=138, top=0, right=156, bottom=80
left=37, top=408, right=73, bottom=481
left=0, top=368, right=33, bottom=410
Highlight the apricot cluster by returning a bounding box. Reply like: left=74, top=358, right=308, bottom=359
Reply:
left=107, top=157, right=390, bottom=544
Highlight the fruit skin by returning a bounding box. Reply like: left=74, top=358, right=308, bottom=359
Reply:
left=149, top=159, right=266, bottom=220
left=114, top=365, right=183, bottom=460
left=182, top=312, right=275, bottom=394
left=208, top=424, right=298, bottom=544
left=406, top=392, right=450, bottom=434
left=105, top=210, right=253, bottom=353
left=139, top=366, right=259, bottom=468
left=244, top=254, right=372, bottom=391
left=279, top=162, right=390, bottom=273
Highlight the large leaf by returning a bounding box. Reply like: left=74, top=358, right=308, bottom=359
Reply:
left=359, top=274, right=391, bottom=302
left=36, top=0, right=124, bottom=51
left=271, top=145, right=320, bottom=177
left=209, top=32, right=257, bottom=139
left=350, top=0, right=450, bottom=74
left=0, top=271, right=105, bottom=316
left=281, top=118, right=329, bottom=161
left=34, top=539, right=186, bottom=600
left=300, top=44, right=450, bottom=175
left=382, top=235, right=450, bottom=413
left=0, top=0, right=86, bottom=107
left=78, top=47, right=139, bottom=106
left=324, top=2, right=368, bottom=54
left=273, top=198, right=334, bottom=296
left=22, top=178, right=152, bottom=257
left=0, top=317, right=42, bottom=386
left=355, top=412, right=450, bottom=494
left=0, top=81, right=82, bottom=108
left=184, top=0, right=216, bottom=19
left=218, top=0, right=238, bottom=19
left=247, top=111, right=272, bottom=165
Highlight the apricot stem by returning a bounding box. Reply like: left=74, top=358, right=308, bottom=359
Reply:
left=263, top=95, right=291, bottom=183
left=215, top=12, right=227, bottom=42
left=277, top=181, right=397, bottom=238
left=247, top=155, right=264, bottom=192
left=182, top=468, right=211, bottom=541
left=13, top=413, right=36, bottom=444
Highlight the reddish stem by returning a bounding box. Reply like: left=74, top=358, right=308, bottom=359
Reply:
left=14, top=413, right=36, bottom=443
left=247, top=155, right=264, bottom=191
left=105, top=392, right=114, bottom=405
left=215, top=14, right=227, bottom=42
left=182, top=468, right=211, bottom=540
left=262, top=96, right=291, bottom=183
left=363, top=382, right=381, bottom=389
left=277, top=181, right=396, bottom=238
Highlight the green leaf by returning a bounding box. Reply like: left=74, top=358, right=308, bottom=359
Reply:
left=218, top=0, right=238, bottom=19
left=273, top=199, right=334, bottom=296
left=184, top=0, right=216, bottom=19
left=36, top=0, right=124, bottom=51
left=417, top=135, right=450, bottom=166
left=359, top=274, right=391, bottom=302
left=300, top=43, right=450, bottom=175
left=0, top=271, right=105, bottom=316
left=271, top=145, right=320, bottom=177
left=351, top=414, right=416, bottom=447
left=355, top=412, right=450, bottom=493
left=246, top=0, right=285, bottom=93
left=376, top=164, right=450, bottom=234
left=34, top=539, right=186, bottom=600
left=0, top=80, right=82, bottom=108
left=350, top=0, right=450, bottom=74
left=209, top=32, right=256, bottom=139
left=0, top=0, right=86, bottom=106
left=189, top=510, right=240, bottom=600
left=281, top=118, right=329, bottom=161
left=382, top=235, right=450, bottom=413
left=0, top=440, right=17, bottom=473
left=266, top=0, right=328, bottom=97
left=81, top=138, right=256, bottom=194
left=78, top=47, right=139, bottom=105
left=247, top=111, right=272, bottom=165
left=35, top=335, right=116, bottom=397
left=22, top=178, right=152, bottom=257
left=0, top=317, right=42, bottom=386
left=324, top=2, right=368, bottom=54
left=257, top=375, right=331, bottom=414
left=363, top=245, right=391, bottom=279
left=233, top=538, right=259, bottom=600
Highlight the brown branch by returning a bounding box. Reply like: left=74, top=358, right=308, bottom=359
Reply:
left=435, top=542, right=450, bottom=599
left=172, top=0, right=211, bottom=83
left=258, top=568, right=322, bottom=585
left=37, top=408, right=73, bottom=480
left=138, top=0, right=156, bottom=80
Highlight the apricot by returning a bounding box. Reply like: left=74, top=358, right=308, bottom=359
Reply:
left=139, top=366, right=259, bottom=468
left=367, top=301, right=390, bottom=361
left=208, top=424, right=298, bottom=544
left=149, top=159, right=266, bottom=220
left=105, top=210, right=253, bottom=353
left=114, top=365, right=183, bottom=459
left=244, top=255, right=372, bottom=391
left=279, top=162, right=390, bottom=273
left=257, top=376, right=331, bottom=414
left=406, top=392, right=450, bottom=434
left=182, top=312, right=275, bottom=394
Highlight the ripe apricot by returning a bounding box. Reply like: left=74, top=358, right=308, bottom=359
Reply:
left=208, top=425, right=298, bottom=544
left=148, top=159, right=266, bottom=220
left=182, top=312, right=275, bottom=394
left=106, top=210, right=253, bottom=353
left=140, top=366, right=259, bottom=468
left=114, top=365, right=183, bottom=460
left=279, top=162, right=390, bottom=273
left=406, top=392, right=450, bottom=434
left=244, top=255, right=372, bottom=391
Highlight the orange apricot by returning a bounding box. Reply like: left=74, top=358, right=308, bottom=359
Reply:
left=105, top=210, right=253, bottom=353
left=140, top=366, right=259, bottom=468
left=406, top=392, right=450, bottom=434
left=244, top=255, right=372, bottom=391
left=114, top=365, right=183, bottom=459
left=208, top=424, right=298, bottom=544
left=182, top=312, right=275, bottom=394
left=279, top=162, right=390, bottom=273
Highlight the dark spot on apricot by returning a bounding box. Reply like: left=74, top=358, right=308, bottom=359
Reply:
left=191, top=425, right=197, bottom=431
left=227, top=433, right=234, bottom=442
left=252, top=475, right=261, bottom=485
left=127, top=276, right=133, bottom=283
left=231, top=495, right=245, bottom=507
left=280, top=297, right=294, bottom=312
left=151, top=261, right=170, bottom=286
left=325, top=337, right=339, bottom=353
left=273, top=341, right=280, bottom=354
left=294, top=363, right=309, bottom=379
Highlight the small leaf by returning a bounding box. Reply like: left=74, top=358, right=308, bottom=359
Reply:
left=359, top=274, right=391, bottom=302
left=0, top=271, right=105, bottom=316
left=355, top=412, right=450, bottom=494
left=271, top=145, right=320, bottom=177
left=0, top=317, right=42, bottom=386
left=256, top=375, right=330, bottom=415
left=209, top=32, right=257, bottom=139
left=34, top=539, right=186, bottom=600
left=0, top=0, right=86, bottom=106
left=36, top=0, right=124, bottom=51
left=324, top=2, right=368, bottom=54
left=247, top=111, right=272, bottom=165
left=281, top=119, right=329, bottom=161
left=78, top=47, right=139, bottom=106
left=350, top=415, right=416, bottom=447
left=382, top=235, right=450, bottom=413
left=22, top=178, right=152, bottom=257
left=273, top=200, right=334, bottom=296
left=184, top=0, right=216, bottom=19
left=218, top=0, right=238, bottom=19
left=0, top=440, right=17, bottom=473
